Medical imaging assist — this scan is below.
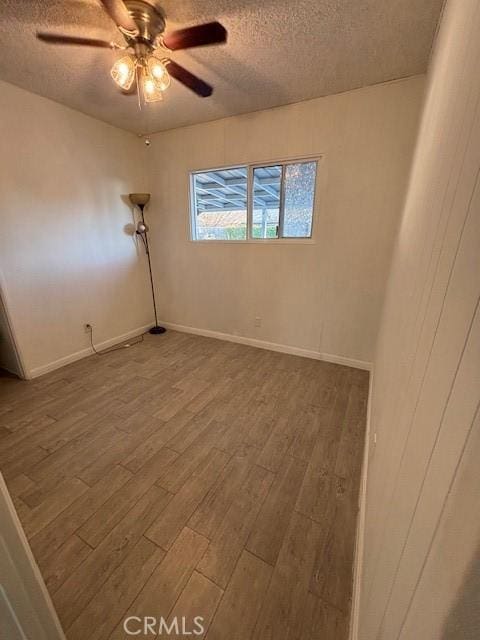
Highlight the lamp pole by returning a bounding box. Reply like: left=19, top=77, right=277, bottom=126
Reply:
left=129, top=194, right=166, bottom=335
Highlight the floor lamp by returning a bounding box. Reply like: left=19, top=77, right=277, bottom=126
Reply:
left=129, top=193, right=166, bottom=335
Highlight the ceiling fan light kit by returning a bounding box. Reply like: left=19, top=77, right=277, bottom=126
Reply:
left=37, top=0, right=227, bottom=106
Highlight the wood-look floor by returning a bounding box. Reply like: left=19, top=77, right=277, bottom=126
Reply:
left=0, top=331, right=368, bottom=640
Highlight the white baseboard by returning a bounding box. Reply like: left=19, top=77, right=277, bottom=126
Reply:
left=349, top=368, right=374, bottom=640
left=159, top=320, right=372, bottom=371
left=26, top=320, right=372, bottom=379
left=26, top=324, right=153, bottom=379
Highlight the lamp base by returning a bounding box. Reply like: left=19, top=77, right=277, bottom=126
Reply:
left=149, top=326, right=166, bottom=335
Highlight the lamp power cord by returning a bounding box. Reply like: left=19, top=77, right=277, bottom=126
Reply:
left=87, top=324, right=144, bottom=356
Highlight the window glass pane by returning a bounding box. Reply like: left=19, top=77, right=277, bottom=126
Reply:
left=251, top=165, right=281, bottom=239
left=192, top=167, right=247, bottom=240
left=282, top=161, right=317, bottom=238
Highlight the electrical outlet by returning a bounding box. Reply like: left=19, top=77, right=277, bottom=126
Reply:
left=84, top=323, right=92, bottom=333
left=254, top=317, right=262, bottom=327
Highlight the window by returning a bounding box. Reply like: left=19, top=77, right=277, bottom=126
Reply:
left=191, top=167, right=248, bottom=240
left=190, top=158, right=318, bottom=241
left=252, top=165, right=282, bottom=238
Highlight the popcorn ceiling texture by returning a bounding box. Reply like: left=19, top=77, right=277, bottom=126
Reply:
left=0, top=0, right=443, bottom=133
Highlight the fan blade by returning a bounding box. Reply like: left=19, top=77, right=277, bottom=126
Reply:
left=37, top=32, right=114, bottom=47
left=166, top=60, right=213, bottom=97
left=99, top=0, right=138, bottom=35
left=163, top=21, right=226, bottom=51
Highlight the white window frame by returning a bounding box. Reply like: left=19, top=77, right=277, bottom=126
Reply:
left=189, top=155, right=321, bottom=244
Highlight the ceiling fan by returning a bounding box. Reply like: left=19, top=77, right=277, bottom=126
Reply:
left=36, top=0, right=227, bottom=103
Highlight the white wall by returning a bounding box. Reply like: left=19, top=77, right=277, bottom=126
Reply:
left=0, top=81, right=152, bottom=377
left=357, top=0, right=480, bottom=637
left=145, top=76, right=425, bottom=367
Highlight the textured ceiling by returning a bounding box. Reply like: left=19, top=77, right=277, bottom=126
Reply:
left=0, top=0, right=443, bottom=133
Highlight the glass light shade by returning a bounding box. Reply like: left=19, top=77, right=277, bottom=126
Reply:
left=142, top=70, right=163, bottom=102
left=147, top=56, right=171, bottom=92
left=111, top=55, right=135, bottom=91
left=129, top=193, right=151, bottom=207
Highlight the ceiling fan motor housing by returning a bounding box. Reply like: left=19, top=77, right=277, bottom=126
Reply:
left=124, top=0, right=166, bottom=46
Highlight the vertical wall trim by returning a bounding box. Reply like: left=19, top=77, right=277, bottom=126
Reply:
left=0, top=270, right=27, bottom=379
left=349, top=367, right=375, bottom=640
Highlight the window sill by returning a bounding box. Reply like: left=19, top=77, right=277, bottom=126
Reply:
left=188, top=238, right=316, bottom=245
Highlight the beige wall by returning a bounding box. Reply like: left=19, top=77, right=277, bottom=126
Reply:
left=0, top=76, right=425, bottom=376
left=0, top=81, right=152, bottom=377
left=357, top=0, right=480, bottom=637
left=145, top=76, right=425, bottom=367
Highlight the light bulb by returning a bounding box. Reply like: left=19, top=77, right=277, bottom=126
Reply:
left=144, top=78, right=155, bottom=94
left=142, top=70, right=163, bottom=102
left=111, top=55, right=135, bottom=91
left=136, top=221, right=149, bottom=234
left=147, top=56, right=171, bottom=92
left=151, top=61, right=164, bottom=79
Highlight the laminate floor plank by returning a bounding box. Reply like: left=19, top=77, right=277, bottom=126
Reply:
left=251, top=511, right=327, bottom=640
left=77, top=447, right=178, bottom=548
left=22, top=422, right=128, bottom=506
left=121, top=410, right=192, bottom=473
left=27, top=417, right=120, bottom=482
left=334, top=383, right=368, bottom=483
left=35, top=412, right=90, bottom=454
left=53, top=484, right=171, bottom=629
left=0, top=414, right=59, bottom=463
left=188, top=443, right=260, bottom=540
left=145, top=448, right=231, bottom=550
left=196, top=464, right=274, bottom=589
left=0, top=394, right=57, bottom=430
left=108, top=527, right=209, bottom=639
left=255, top=413, right=299, bottom=473
left=156, top=420, right=229, bottom=494
left=166, top=571, right=224, bottom=639
left=5, top=472, right=36, bottom=497
left=1, top=444, right=50, bottom=480
left=39, top=533, right=92, bottom=595
left=309, top=480, right=359, bottom=612
left=67, top=536, right=165, bottom=640
left=154, top=381, right=209, bottom=422
left=77, top=416, right=162, bottom=486
left=246, top=455, right=307, bottom=565
left=165, top=409, right=216, bottom=454
left=294, top=592, right=349, bottom=640
left=29, top=464, right=133, bottom=562
left=21, top=476, right=89, bottom=538
left=287, top=406, right=323, bottom=462
left=206, top=550, right=272, bottom=640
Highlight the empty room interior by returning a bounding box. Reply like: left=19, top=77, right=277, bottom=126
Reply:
left=0, top=0, right=479, bottom=639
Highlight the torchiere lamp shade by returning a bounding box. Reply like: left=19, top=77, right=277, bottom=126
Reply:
left=129, top=193, right=151, bottom=207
